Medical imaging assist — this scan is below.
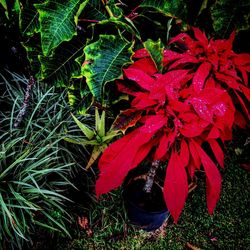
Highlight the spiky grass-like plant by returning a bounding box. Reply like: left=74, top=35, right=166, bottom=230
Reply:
left=0, top=73, right=89, bottom=249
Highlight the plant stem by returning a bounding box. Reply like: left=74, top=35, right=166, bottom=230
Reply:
left=101, top=0, right=114, bottom=18
left=143, top=160, right=160, bottom=193
left=14, top=76, right=35, bottom=128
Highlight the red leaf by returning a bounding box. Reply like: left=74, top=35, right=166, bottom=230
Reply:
left=234, top=110, right=247, bottom=128
left=163, top=151, right=188, bottom=223
left=155, top=130, right=176, bottom=160
left=168, top=33, right=192, bottom=46
left=140, top=115, right=167, bottom=133
left=163, top=50, right=184, bottom=66
left=133, top=48, right=150, bottom=58
left=159, top=69, right=190, bottom=85
left=240, top=85, right=250, bottom=102
left=188, top=140, right=201, bottom=170
left=215, top=73, right=241, bottom=90
left=193, top=141, right=221, bottom=214
left=187, top=157, right=197, bottom=178
left=234, top=91, right=250, bottom=119
left=208, top=139, right=224, bottom=168
left=233, top=53, right=250, bottom=66
left=237, top=67, right=248, bottom=85
left=207, top=127, right=220, bottom=139
left=179, top=139, right=190, bottom=167
left=205, top=77, right=216, bottom=88
left=169, top=55, right=198, bottom=70
left=116, top=81, right=138, bottom=96
left=96, top=129, right=153, bottom=197
left=131, top=93, right=156, bottom=109
left=123, top=68, right=154, bottom=90
left=129, top=57, right=157, bottom=75
left=192, top=27, right=208, bottom=47
left=159, top=70, right=190, bottom=100
left=169, top=100, right=190, bottom=112
left=180, top=108, right=211, bottom=136
left=211, top=102, right=227, bottom=117
left=189, top=97, right=213, bottom=122
left=192, top=62, right=212, bottom=93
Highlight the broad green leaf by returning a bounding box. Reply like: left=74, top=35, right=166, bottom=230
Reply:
left=39, top=38, right=85, bottom=86
left=211, top=0, right=250, bottom=37
left=144, top=38, right=164, bottom=72
left=82, top=35, right=134, bottom=100
left=19, top=0, right=43, bottom=36
left=67, top=82, right=93, bottom=115
left=98, top=16, right=141, bottom=39
left=82, top=0, right=107, bottom=21
left=71, top=113, right=95, bottom=140
left=35, top=0, right=89, bottom=56
left=140, top=0, right=187, bottom=19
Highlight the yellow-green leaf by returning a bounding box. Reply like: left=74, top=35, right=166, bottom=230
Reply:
left=71, top=113, right=94, bottom=140
left=82, top=34, right=134, bottom=100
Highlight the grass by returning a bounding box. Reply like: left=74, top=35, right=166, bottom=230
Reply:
left=0, top=72, right=93, bottom=249
left=34, top=130, right=250, bottom=250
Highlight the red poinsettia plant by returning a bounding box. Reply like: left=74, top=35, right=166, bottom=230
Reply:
left=95, top=28, right=250, bottom=223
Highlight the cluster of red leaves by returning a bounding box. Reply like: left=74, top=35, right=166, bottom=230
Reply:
left=95, top=28, right=250, bottom=223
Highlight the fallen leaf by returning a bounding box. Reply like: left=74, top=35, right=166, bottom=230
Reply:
left=186, top=242, right=202, bottom=250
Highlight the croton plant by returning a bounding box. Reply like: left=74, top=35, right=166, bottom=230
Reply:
left=95, top=28, right=250, bottom=222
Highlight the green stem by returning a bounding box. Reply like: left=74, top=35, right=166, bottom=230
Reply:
left=101, top=0, right=114, bottom=18
left=105, top=5, right=114, bottom=17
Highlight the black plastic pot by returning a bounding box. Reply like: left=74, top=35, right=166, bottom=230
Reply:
left=123, top=174, right=170, bottom=232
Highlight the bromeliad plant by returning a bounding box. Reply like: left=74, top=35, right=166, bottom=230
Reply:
left=95, top=28, right=250, bottom=223
left=64, top=108, right=120, bottom=169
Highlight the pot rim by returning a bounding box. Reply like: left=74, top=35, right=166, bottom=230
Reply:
left=123, top=176, right=169, bottom=214
left=125, top=196, right=169, bottom=214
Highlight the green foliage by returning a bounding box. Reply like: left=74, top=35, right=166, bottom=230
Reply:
left=39, top=38, right=85, bottom=87
left=34, top=0, right=89, bottom=56
left=82, top=0, right=107, bottom=21
left=65, top=107, right=120, bottom=169
left=3, top=0, right=246, bottom=108
left=210, top=0, right=250, bottom=38
left=0, top=0, right=20, bottom=19
left=19, top=0, right=43, bottom=37
left=140, top=0, right=187, bottom=19
left=82, top=35, right=134, bottom=100
left=0, top=73, right=89, bottom=248
left=143, top=38, right=164, bottom=72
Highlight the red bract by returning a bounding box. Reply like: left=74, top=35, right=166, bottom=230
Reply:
left=167, top=28, right=250, bottom=126
left=95, top=28, right=249, bottom=223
